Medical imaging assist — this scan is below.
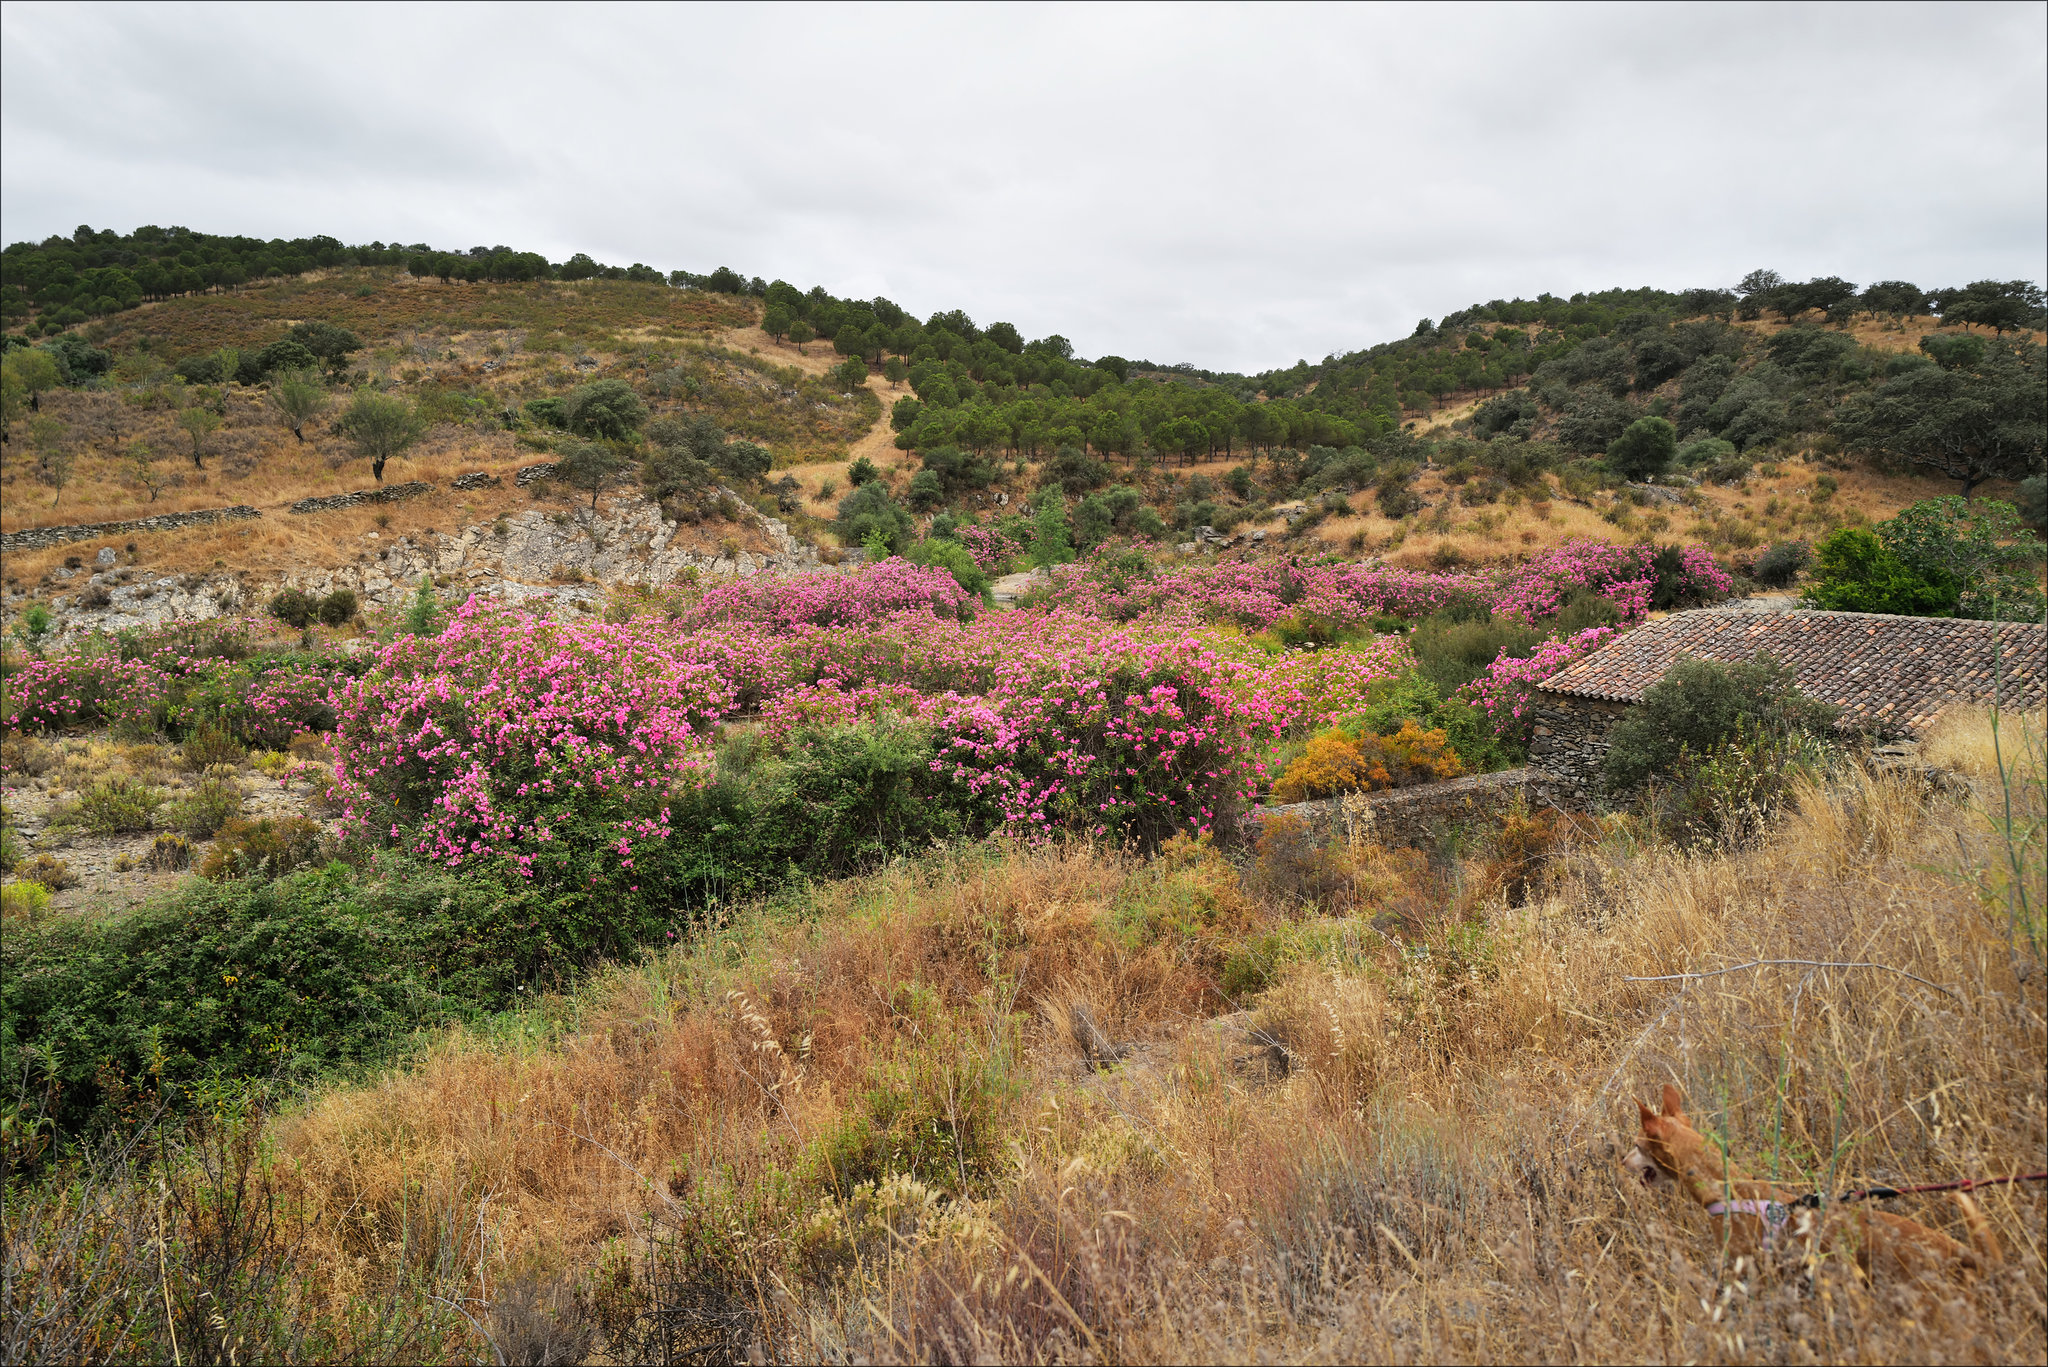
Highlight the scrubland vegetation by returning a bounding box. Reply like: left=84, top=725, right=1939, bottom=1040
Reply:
left=2, top=229, right=2045, bottom=1363
left=3, top=534, right=2044, bottom=1362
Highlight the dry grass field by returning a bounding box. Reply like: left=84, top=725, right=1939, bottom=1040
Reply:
left=10, top=709, right=2040, bottom=1363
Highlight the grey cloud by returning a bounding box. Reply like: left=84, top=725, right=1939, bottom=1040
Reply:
left=3, top=1, right=2042, bottom=372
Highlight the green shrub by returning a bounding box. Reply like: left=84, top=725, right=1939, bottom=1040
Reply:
left=1752, top=541, right=1810, bottom=589
left=181, top=724, right=248, bottom=770
left=0, top=856, right=586, bottom=1139
left=1602, top=653, right=1838, bottom=794
left=75, top=776, right=165, bottom=834
left=1646, top=722, right=1835, bottom=847
left=317, top=588, right=358, bottom=626
left=748, top=718, right=987, bottom=877
left=0, top=823, right=24, bottom=873
left=835, top=481, right=913, bottom=555
left=199, top=815, right=324, bottom=881
left=167, top=777, right=243, bottom=838
left=1, top=881, right=51, bottom=920
left=1804, top=527, right=1958, bottom=616
left=903, top=538, right=990, bottom=599
left=267, top=589, right=318, bottom=629
left=1408, top=612, right=1541, bottom=697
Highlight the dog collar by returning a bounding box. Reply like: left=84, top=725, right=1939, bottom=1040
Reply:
left=1706, top=1198, right=1791, bottom=1249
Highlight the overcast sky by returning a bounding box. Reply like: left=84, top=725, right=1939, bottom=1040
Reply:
left=3, top=2, right=2043, bottom=373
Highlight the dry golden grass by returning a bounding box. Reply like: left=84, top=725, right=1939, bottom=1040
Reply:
left=124, top=706, right=2030, bottom=1363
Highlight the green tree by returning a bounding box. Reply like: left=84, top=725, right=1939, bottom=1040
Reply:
left=555, top=441, right=629, bottom=511
left=174, top=405, right=220, bottom=469
left=1874, top=496, right=2045, bottom=620
left=124, top=440, right=173, bottom=502
left=2, top=348, right=60, bottom=427
left=761, top=304, right=792, bottom=341
left=37, top=443, right=74, bottom=508
left=835, top=481, right=914, bottom=554
left=1803, top=526, right=1959, bottom=616
left=334, top=389, right=427, bottom=482
left=284, top=320, right=364, bottom=369
left=848, top=455, right=879, bottom=486
left=563, top=378, right=647, bottom=441
left=1831, top=339, right=2046, bottom=497
left=404, top=576, right=441, bottom=636
left=832, top=356, right=868, bottom=392
left=267, top=369, right=329, bottom=441
left=788, top=319, right=815, bottom=354
left=1936, top=280, right=2047, bottom=335
left=1031, top=492, right=1074, bottom=568
left=1860, top=280, right=1926, bottom=320
left=254, top=338, right=319, bottom=377
left=1605, top=415, right=1678, bottom=481
left=883, top=356, right=909, bottom=386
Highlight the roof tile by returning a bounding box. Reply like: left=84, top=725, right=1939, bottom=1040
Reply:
left=1537, top=608, right=2046, bottom=730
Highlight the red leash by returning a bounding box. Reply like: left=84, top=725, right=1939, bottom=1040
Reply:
left=1793, top=1170, right=2048, bottom=1209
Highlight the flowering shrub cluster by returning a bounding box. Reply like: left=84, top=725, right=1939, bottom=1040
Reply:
left=955, top=524, right=1022, bottom=574
left=7, top=539, right=1710, bottom=894
left=1457, top=626, right=1618, bottom=742
left=1040, top=538, right=1714, bottom=634
left=2, top=656, right=168, bottom=734
left=671, top=560, right=975, bottom=632
left=331, top=602, right=733, bottom=868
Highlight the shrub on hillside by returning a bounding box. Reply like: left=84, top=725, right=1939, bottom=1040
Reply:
left=1271, top=720, right=1463, bottom=803
left=1752, top=541, right=1810, bottom=588
left=0, top=856, right=588, bottom=1137
left=1601, top=653, right=1838, bottom=793
left=199, top=815, right=324, bottom=881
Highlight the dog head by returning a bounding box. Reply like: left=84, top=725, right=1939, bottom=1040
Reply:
left=1623, top=1083, right=1719, bottom=1189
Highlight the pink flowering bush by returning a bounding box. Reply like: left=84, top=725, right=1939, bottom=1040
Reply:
left=1, top=656, right=169, bottom=734
left=956, top=524, right=1023, bottom=574
left=1458, top=626, right=1618, bottom=743
left=331, top=600, right=733, bottom=869
left=921, top=629, right=1281, bottom=843
left=671, top=559, right=976, bottom=632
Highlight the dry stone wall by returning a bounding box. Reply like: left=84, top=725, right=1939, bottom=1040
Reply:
left=1249, top=767, right=1553, bottom=848
left=287, top=482, right=436, bottom=514
left=0, top=506, right=261, bottom=554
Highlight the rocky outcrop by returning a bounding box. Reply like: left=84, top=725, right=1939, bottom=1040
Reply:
left=33, top=488, right=829, bottom=641
left=288, top=482, right=436, bottom=514
left=0, top=506, right=261, bottom=553
left=452, top=472, right=502, bottom=491
left=514, top=463, right=558, bottom=487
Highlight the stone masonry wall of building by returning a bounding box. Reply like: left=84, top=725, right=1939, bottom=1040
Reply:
left=1525, top=693, right=1633, bottom=801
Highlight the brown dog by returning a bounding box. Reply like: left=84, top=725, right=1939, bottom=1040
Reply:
left=1624, top=1084, right=2002, bottom=1279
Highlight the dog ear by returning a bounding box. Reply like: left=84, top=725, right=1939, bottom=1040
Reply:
left=1637, top=1098, right=1660, bottom=1134
left=1660, top=1083, right=1687, bottom=1120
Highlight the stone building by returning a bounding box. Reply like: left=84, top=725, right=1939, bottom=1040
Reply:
left=1528, top=608, right=2047, bottom=800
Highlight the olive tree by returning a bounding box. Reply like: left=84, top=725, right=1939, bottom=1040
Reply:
left=334, top=389, right=427, bottom=482
left=268, top=369, right=329, bottom=441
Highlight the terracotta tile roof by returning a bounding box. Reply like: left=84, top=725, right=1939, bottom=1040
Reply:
left=1538, top=609, right=2047, bottom=732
